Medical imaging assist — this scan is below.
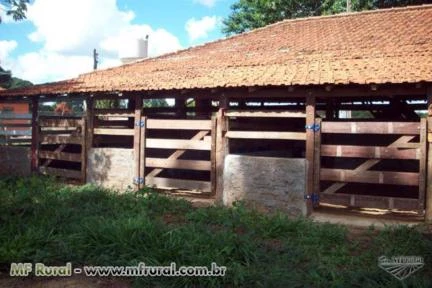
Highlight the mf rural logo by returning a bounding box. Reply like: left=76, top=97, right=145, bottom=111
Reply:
left=378, top=256, right=424, bottom=280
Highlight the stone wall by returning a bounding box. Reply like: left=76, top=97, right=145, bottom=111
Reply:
left=223, top=155, right=307, bottom=217
left=0, top=146, right=31, bottom=177
left=87, top=148, right=135, bottom=191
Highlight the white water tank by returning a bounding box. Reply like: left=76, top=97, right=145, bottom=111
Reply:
left=137, top=37, right=148, bottom=58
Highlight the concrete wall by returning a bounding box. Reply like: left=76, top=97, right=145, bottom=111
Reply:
left=87, top=148, right=135, bottom=191
left=223, top=155, right=307, bottom=217
left=0, top=146, right=31, bottom=177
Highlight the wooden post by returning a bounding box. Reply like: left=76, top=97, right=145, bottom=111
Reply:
left=313, top=118, right=322, bottom=207
left=175, top=98, right=186, bottom=118
left=31, top=96, right=39, bottom=172
left=210, top=115, right=217, bottom=194
left=139, top=116, right=147, bottom=189
left=134, top=95, right=143, bottom=190
left=426, top=86, right=432, bottom=221
left=215, top=96, right=228, bottom=203
left=80, top=116, right=87, bottom=183
left=419, top=118, right=427, bottom=214
left=305, top=95, right=316, bottom=215
left=196, top=99, right=211, bottom=118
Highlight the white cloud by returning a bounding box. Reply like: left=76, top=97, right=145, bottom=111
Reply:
left=0, top=40, right=17, bottom=62
left=2, top=0, right=183, bottom=84
left=185, top=16, right=221, bottom=41
left=194, top=0, right=217, bottom=8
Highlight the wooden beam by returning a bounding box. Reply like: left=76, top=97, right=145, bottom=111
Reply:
left=40, top=135, right=82, bottom=145
left=31, top=97, right=39, bottom=172
left=80, top=117, right=87, bottom=183
left=93, top=128, right=134, bottom=136
left=321, top=145, right=420, bottom=160
left=39, top=118, right=83, bottom=127
left=305, top=95, right=316, bottom=215
left=211, top=115, right=217, bottom=194
left=225, top=131, right=306, bottom=140
left=320, top=169, right=419, bottom=186
left=419, top=118, right=427, bottom=213
left=134, top=95, right=143, bottom=189
left=426, top=85, right=432, bottom=221
left=146, top=138, right=211, bottom=150
left=313, top=118, right=322, bottom=207
left=225, top=110, right=306, bottom=118
left=146, top=177, right=211, bottom=192
left=321, top=121, right=420, bottom=135
left=38, top=150, right=81, bottom=162
left=139, top=116, right=146, bottom=189
left=146, top=158, right=211, bottom=171
left=146, top=119, right=212, bottom=130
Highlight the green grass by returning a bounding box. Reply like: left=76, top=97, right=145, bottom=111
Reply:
left=0, top=176, right=431, bottom=287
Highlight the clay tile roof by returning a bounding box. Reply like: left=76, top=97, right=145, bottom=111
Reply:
left=2, top=5, right=432, bottom=97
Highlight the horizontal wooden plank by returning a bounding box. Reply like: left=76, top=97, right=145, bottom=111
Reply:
left=40, top=130, right=78, bottom=135
left=321, top=145, right=419, bottom=160
left=0, top=130, right=32, bottom=136
left=146, top=119, right=212, bottom=130
left=225, top=131, right=306, bottom=140
left=320, top=193, right=420, bottom=211
left=39, top=114, right=83, bottom=118
left=40, top=135, right=82, bottom=145
left=0, top=123, right=31, bottom=128
left=320, top=169, right=419, bottom=186
left=94, top=119, right=130, bottom=127
left=146, top=177, right=211, bottom=192
left=39, top=167, right=82, bottom=179
left=0, top=113, right=32, bottom=120
left=39, top=118, right=83, bottom=127
left=146, top=138, right=211, bottom=150
left=225, top=110, right=306, bottom=118
left=146, top=158, right=211, bottom=171
left=93, top=128, right=134, bottom=136
left=321, top=121, right=420, bottom=134
left=39, top=150, right=81, bottom=162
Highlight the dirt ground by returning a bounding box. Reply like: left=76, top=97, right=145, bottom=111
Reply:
left=0, top=275, right=130, bottom=288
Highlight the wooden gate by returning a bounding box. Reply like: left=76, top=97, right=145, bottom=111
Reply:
left=37, top=116, right=86, bottom=183
left=315, top=119, right=427, bottom=213
left=134, top=117, right=216, bottom=193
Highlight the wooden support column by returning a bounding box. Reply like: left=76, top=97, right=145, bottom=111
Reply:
left=313, top=117, right=322, bottom=204
left=31, top=96, right=39, bottom=172
left=139, top=116, right=147, bottom=190
left=85, top=96, right=94, bottom=153
left=80, top=115, right=87, bottom=183
left=196, top=99, right=211, bottom=118
left=215, top=96, right=228, bottom=202
left=426, top=86, right=432, bottom=221
left=305, top=95, right=316, bottom=215
left=134, top=95, right=143, bottom=189
left=175, top=98, right=187, bottom=118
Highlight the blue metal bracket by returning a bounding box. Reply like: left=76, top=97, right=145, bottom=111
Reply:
left=135, top=120, right=145, bottom=127
left=133, top=177, right=144, bottom=185
left=304, top=193, right=320, bottom=205
left=305, top=123, right=320, bottom=132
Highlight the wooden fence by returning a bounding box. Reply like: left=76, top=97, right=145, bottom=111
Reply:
left=38, top=116, right=86, bottom=182
left=316, top=119, right=426, bottom=212
left=0, top=112, right=32, bottom=145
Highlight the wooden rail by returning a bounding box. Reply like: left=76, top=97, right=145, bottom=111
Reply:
left=225, top=131, right=306, bottom=140
left=321, top=121, right=420, bottom=134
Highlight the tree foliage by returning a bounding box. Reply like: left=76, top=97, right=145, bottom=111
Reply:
left=0, top=0, right=29, bottom=23
left=0, top=66, right=32, bottom=89
left=223, top=0, right=431, bottom=35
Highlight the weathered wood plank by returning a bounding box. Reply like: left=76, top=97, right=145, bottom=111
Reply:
left=225, top=131, right=306, bottom=140
left=139, top=116, right=146, bottom=189
left=133, top=96, right=143, bottom=189
left=305, top=95, right=315, bottom=214
left=0, top=113, right=32, bottom=120
left=320, top=193, right=419, bottom=211
left=146, top=119, right=212, bottom=130
left=93, top=128, right=134, bottom=136
left=426, top=85, right=432, bottom=221
left=146, top=158, right=211, bottom=171
left=313, top=118, right=321, bottom=205
left=321, top=121, right=420, bottom=134
left=94, top=109, right=134, bottom=117
left=146, top=138, right=211, bottom=150
left=418, top=118, right=427, bottom=212
left=0, top=123, right=31, bottom=128
left=146, top=177, right=211, bottom=192
left=211, top=116, right=217, bottom=194
left=38, top=150, right=81, bottom=162
left=320, top=169, right=419, bottom=186
left=40, top=135, right=82, bottom=145
left=225, top=110, right=306, bottom=118
left=321, top=145, right=419, bottom=160
left=39, top=118, right=83, bottom=127
left=80, top=117, right=87, bottom=183
left=31, top=97, right=39, bottom=171
left=39, top=167, right=82, bottom=179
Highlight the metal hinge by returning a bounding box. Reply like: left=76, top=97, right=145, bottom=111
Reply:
left=304, top=193, right=320, bottom=205
left=133, top=177, right=144, bottom=185
left=305, top=123, right=320, bottom=132
left=135, top=120, right=145, bottom=127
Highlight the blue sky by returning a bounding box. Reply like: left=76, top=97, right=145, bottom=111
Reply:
left=0, top=0, right=236, bottom=84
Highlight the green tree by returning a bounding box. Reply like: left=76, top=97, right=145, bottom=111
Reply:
left=0, top=0, right=29, bottom=23
left=223, top=0, right=431, bottom=35
left=0, top=66, right=32, bottom=89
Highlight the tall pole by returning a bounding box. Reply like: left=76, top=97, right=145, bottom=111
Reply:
left=347, top=0, right=352, bottom=12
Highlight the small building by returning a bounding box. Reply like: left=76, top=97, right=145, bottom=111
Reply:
left=1, top=5, right=432, bottom=220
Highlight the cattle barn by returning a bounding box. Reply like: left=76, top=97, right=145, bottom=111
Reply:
left=1, top=5, right=432, bottom=221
